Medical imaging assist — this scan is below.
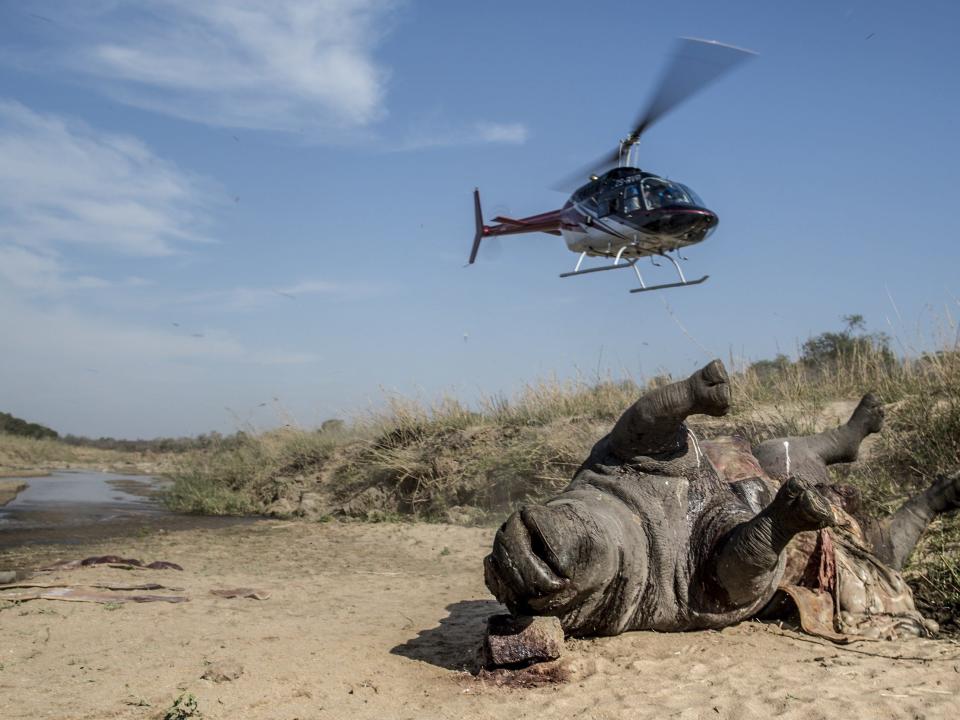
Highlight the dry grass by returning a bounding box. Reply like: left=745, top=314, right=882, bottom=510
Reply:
left=163, top=427, right=346, bottom=516
left=0, top=434, right=84, bottom=472
left=0, top=434, right=122, bottom=474
left=0, top=433, right=178, bottom=477
left=163, top=379, right=637, bottom=521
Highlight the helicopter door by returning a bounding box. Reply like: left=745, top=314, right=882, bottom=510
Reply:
left=596, top=190, right=621, bottom=218
left=622, top=185, right=643, bottom=214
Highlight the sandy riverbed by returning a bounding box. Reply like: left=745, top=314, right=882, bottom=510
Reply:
left=1, top=520, right=959, bottom=720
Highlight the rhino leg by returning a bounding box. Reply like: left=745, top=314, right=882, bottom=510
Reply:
left=753, top=393, right=885, bottom=484
left=609, top=359, right=731, bottom=460
left=866, top=471, right=960, bottom=571
left=710, top=476, right=838, bottom=607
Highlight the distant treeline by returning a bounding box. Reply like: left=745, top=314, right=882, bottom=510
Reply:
left=60, top=431, right=249, bottom=453
left=0, top=410, right=250, bottom=452
left=0, top=411, right=59, bottom=440
left=747, top=314, right=895, bottom=380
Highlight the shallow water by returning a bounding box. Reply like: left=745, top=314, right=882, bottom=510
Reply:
left=0, top=471, right=255, bottom=549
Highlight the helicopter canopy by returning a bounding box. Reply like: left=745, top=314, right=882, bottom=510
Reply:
left=573, top=168, right=707, bottom=214
left=640, top=177, right=705, bottom=210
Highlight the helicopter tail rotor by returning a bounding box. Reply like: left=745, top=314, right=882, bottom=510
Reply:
left=468, top=188, right=485, bottom=265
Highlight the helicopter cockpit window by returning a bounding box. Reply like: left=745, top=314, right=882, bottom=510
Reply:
left=678, top=183, right=705, bottom=208
left=622, top=185, right=643, bottom=213
left=641, top=178, right=694, bottom=210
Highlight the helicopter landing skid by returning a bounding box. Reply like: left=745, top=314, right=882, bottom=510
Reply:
left=629, top=275, right=708, bottom=293
left=560, top=251, right=709, bottom=294
left=558, top=259, right=638, bottom=278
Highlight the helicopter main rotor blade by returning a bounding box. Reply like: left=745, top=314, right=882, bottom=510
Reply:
left=550, top=148, right=621, bottom=192
left=552, top=38, right=756, bottom=191
left=629, top=37, right=756, bottom=142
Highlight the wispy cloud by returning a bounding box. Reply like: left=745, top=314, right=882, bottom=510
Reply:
left=181, top=279, right=374, bottom=311
left=12, top=3, right=528, bottom=148
left=0, top=100, right=215, bottom=263
left=0, top=245, right=108, bottom=296
left=398, top=120, right=529, bottom=151
left=0, top=291, right=319, bottom=367
left=474, top=121, right=529, bottom=144
left=65, top=0, right=397, bottom=134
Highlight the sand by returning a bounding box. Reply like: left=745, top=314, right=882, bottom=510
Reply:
left=1, top=520, right=959, bottom=720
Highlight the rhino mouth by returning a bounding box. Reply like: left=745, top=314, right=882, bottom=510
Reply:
left=520, top=507, right=569, bottom=581
left=485, top=510, right=578, bottom=614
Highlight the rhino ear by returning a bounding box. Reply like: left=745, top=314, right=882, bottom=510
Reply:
left=728, top=477, right=774, bottom=514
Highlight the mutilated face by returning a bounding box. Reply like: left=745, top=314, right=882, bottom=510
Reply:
left=484, top=489, right=647, bottom=632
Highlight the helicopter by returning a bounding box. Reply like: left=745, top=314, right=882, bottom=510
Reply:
left=467, top=38, right=756, bottom=294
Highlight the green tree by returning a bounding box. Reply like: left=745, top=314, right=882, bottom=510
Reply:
left=0, top=411, right=58, bottom=439
left=800, top=314, right=892, bottom=368
left=748, top=353, right=792, bottom=381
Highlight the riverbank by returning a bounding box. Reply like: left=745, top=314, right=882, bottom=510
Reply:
left=0, top=479, right=27, bottom=507
left=1, top=520, right=958, bottom=720
left=0, top=469, right=48, bottom=478
left=0, top=433, right=178, bottom=480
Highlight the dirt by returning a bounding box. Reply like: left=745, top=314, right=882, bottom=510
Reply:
left=1, top=520, right=959, bottom=719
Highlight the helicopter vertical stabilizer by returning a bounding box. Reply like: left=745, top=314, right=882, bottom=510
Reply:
left=469, top=188, right=484, bottom=265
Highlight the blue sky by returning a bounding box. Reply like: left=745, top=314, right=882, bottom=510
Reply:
left=1, top=0, right=958, bottom=438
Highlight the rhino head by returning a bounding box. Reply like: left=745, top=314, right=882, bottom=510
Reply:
left=484, top=482, right=647, bottom=624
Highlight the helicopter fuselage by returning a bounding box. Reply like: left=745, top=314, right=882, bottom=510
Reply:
left=472, top=166, right=717, bottom=264
left=468, top=166, right=719, bottom=293
left=560, top=167, right=718, bottom=259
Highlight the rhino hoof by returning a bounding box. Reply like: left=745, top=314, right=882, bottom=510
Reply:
left=926, top=471, right=960, bottom=514
left=850, top=393, right=885, bottom=435
left=692, top=359, right=731, bottom=417
left=775, top=476, right=837, bottom=532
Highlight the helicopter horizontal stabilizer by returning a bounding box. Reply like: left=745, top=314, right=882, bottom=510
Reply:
left=488, top=215, right=562, bottom=236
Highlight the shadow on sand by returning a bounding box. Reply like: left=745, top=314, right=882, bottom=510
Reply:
left=391, top=599, right=503, bottom=672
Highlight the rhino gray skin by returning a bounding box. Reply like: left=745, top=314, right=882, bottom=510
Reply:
left=484, top=359, right=959, bottom=638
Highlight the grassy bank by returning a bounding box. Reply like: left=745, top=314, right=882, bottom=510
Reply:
left=166, top=341, right=960, bottom=620
left=164, top=381, right=638, bottom=521
left=0, top=433, right=179, bottom=477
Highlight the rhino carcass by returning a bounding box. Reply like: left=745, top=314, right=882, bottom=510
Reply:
left=484, top=360, right=955, bottom=640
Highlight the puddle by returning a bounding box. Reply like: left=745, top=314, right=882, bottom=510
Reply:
left=0, top=471, right=256, bottom=550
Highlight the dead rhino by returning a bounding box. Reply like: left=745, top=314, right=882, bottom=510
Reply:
left=484, top=360, right=957, bottom=640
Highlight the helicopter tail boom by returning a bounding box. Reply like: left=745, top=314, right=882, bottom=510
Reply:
left=468, top=188, right=563, bottom=265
